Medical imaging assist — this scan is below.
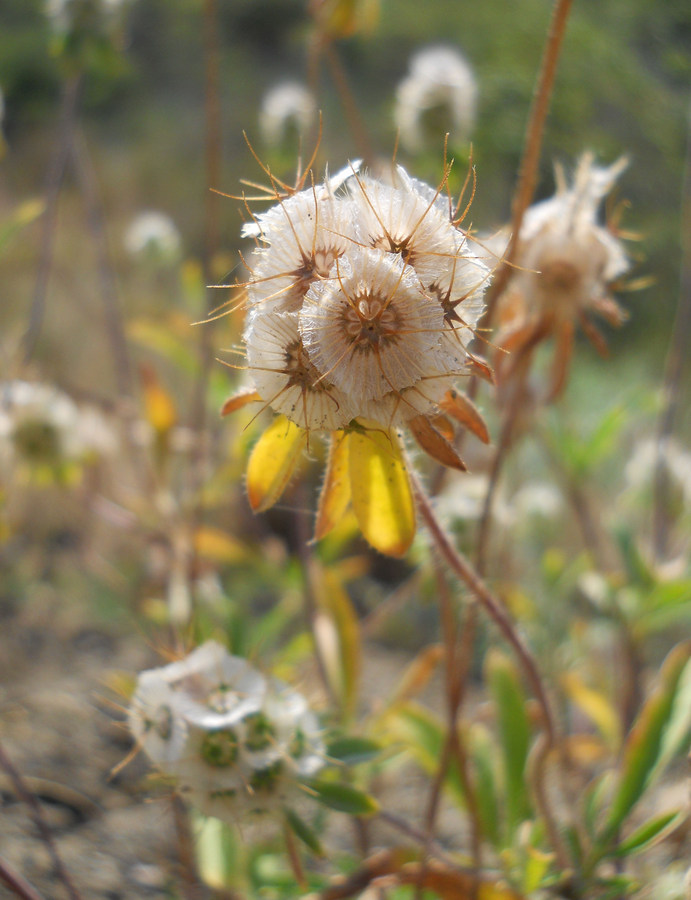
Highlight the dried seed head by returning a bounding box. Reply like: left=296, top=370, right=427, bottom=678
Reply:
left=240, top=162, right=489, bottom=432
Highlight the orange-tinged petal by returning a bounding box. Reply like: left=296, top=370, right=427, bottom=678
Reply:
left=220, top=389, right=262, bottom=417
left=246, top=415, right=307, bottom=512
left=440, top=389, right=490, bottom=444
left=140, top=364, right=177, bottom=433
left=409, top=414, right=467, bottom=471
left=315, top=431, right=352, bottom=541
left=349, top=424, right=415, bottom=557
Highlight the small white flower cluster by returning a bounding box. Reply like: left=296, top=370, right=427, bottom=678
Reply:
left=394, top=46, right=477, bottom=154
left=0, top=381, right=116, bottom=470
left=242, top=163, right=489, bottom=431
left=128, top=641, right=324, bottom=821
left=124, top=211, right=181, bottom=262
left=259, top=82, right=317, bottom=147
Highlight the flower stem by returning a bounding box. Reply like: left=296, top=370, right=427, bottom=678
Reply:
left=484, top=0, right=574, bottom=324
left=412, top=473, right=556, bottom=748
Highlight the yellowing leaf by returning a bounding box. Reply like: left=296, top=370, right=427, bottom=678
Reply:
left=397, top=862, right=524, bottom=899
left=140, top=365, right=177, bottom=432
left=313, top=564, right=361, bottom=716
left=389, top=644, right=445, bottom=707
left=349, top=425, right=415, bottom=557
left=194, top=527, right=248, bottom=564
left=246, top=416, right=306, bottom=512
left=409, top=414, right=466, bottom=470
left=315, top=431, right=352, bottom=541
left=562, top=672, right=621, bottom=748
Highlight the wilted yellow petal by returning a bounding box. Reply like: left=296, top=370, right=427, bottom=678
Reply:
left=562, top=671, right=621, bottom=747
left=315, top=431, right=352, bottom=541
left=194, top=527, right=248, bottom=564
left=140, top=365, right=177, bottom=433
left=349, top=424, right=415, bottom=557
left=246, top=416, right=307, bottom=512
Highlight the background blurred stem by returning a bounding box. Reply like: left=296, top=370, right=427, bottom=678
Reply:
left=183, top=0, right=223, bottom=611
left=483, top=0, right=574, bottom=324
left=0, top=858, right=45, bottom=900
left=71, top=131, right=134, bottom=399
left=23, top=75, right=81, bottom=365
left=0, top=742, right=82, bottom=900
left=323, top=41, right=375, bottom=166
left=652, top=100, right=691, bottom=562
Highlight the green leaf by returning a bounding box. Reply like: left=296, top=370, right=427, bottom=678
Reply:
left=193, top=813, right=240, bottom=890
left=385, top=703, right=465, bottom=804
left=614, top=810, right=682, bottom=857
left=284, top=807, right=324, bottom=856
left=326, top=736, right=382, bottom=766
left=469, top=725, right=500, bottom=847
left=306, top=780, right=379, bottom=816
left=598, top=641, right=691, bottom=847
left=486, top=650, right=532, bottom=833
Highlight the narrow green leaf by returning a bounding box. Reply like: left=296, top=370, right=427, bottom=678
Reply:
left=306, top=780, right=379, bottom=816
left=469, top=725, right=500, bottom=847
left=614, top=810, right=682, bottom=857
left=486, top=650, right=532, bottom=832
left=284, top=807, right=324, bottom=856
left=598, top=642, right=691, bottom=846
left=326, top=736, right=381, bottom=766
left=386, top=703, right=464, bottom=804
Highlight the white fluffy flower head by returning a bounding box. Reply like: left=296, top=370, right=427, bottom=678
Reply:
left=0, top=381, right=116, bottom=468
left=395, top=46, right=477, bottom=154
left=259, top=81, right=317, bottom=147
left=513, top=153, right=629, bottom=323
left=124, top=211, right=181, bottom=262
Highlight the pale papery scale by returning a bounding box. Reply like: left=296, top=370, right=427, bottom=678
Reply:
left=244, top=309, right=356, bottom=430
left=349, top=166, right=460, bottom=288
left=299, top=247, right=446, bottom=408
left=246, top=189, right=358, bottom=314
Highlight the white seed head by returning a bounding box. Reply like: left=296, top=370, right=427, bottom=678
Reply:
left=240, top=163, right=488, bottom=431
left=124, top=211, right=181, bottom=262
left=395, top=46, right=477, bottom=154
left=511, top=153, right=629, bottom=322
left=259, top=81, right=317, bottom=147
left=0, top=381, right=116, bottom=467
left=300, top=247, right=445, bottom=408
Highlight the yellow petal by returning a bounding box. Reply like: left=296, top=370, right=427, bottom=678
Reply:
left=562, top=671, right=621, bottom=747
left=140, top=364, right=177, bottom=433
left=194, top=527, right=248, bottom=564
left=314, top=431, right=352, bottom=541
left=246, top=416, right=307, bottom=512
left=348, top=424, right=415, bottom=557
